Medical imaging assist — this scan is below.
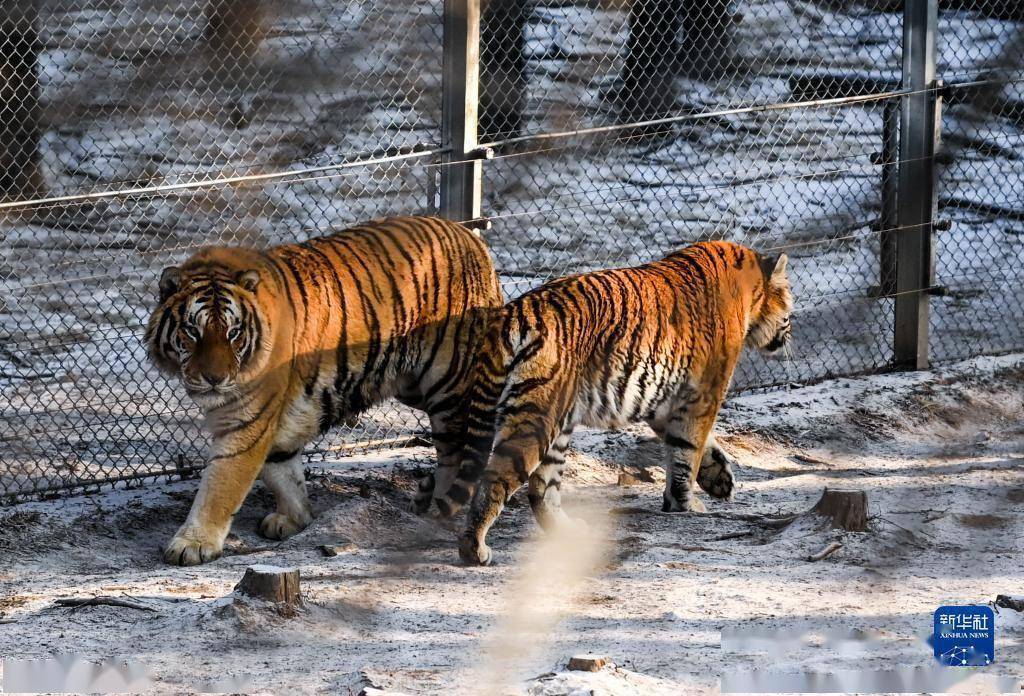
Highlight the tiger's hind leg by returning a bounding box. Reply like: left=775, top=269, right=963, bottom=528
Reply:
left=259, top=451, right=313, bottom=540
left=458, top=368, right=576, bottom=566
left=458, top=433, right=547, bottom=567
left=696, top=433, right=736, bottom=501
left=527, top=426, right=576, bottom=531
left=411, top=407, right=466, bottom=514
left=434, top=326, right=508, bottom=520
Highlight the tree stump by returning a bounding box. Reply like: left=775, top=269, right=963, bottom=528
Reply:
left=567, top=654, right=612, bottom=672
left=235, top=565, right=302, bottom=612
left=810, top=488, right=868, bottom=532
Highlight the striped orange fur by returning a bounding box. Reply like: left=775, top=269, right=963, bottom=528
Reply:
left=436, top=240, right=793, bottom=565
left=145, top=216, right=502, bottom=565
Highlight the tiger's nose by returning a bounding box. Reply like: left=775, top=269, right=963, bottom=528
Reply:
left=202, top=371, right=226, bottom=387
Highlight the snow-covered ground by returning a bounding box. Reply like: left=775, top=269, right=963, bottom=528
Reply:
left=1, top=2, right=1022, bottom=502
left=1, top=354, right=1022, bottom=694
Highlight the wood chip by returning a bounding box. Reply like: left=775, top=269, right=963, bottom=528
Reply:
left=806, top=541, right=843, bottom=562
left=792, top=453, right=830, bottom=465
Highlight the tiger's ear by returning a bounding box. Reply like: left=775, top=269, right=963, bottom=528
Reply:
left=159, top=266, right=181, bottom=301
left=759, top=253, right=788, bottom=282
left=235, top=269, right=261, bottom=292
left=771, top=253, right=788, bottom=280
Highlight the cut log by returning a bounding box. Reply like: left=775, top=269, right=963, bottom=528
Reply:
left=235, top=565, right=302, bottom=610
left=811, top=488, right=868, bottom=532
left=567, top=654, right=611, bottom=672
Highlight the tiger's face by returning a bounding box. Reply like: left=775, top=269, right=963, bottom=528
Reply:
left=747, top=253, right=793, bottom=356
left=146, top=263, right=267, bottom=399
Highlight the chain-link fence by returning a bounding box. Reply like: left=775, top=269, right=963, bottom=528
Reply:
left=1, top=0, right=1021, bottom=504
left=932, top=6, right=1024, bottom=363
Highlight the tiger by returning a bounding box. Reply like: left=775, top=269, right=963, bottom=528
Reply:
left=145, top=216, right=503, bottom=566
left=434, top=240, right=793, bottom=565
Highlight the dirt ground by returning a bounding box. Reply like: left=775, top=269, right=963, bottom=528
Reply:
left=2, top=354, right=1023, bottom=695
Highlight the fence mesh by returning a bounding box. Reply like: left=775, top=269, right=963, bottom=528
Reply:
left=932, top=3, right=1024, bottom=363
left=1, top=0, right=445, bottom=502
left=1, top=0, right=1022, bottom=504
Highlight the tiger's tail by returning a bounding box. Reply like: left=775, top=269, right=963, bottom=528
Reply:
left=434, top=313, right=511, bottom=518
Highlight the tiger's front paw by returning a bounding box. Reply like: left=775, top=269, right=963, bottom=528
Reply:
left=661, top=491, right=706, bottom=513
left=164, top=528, right=224, bottom=566
left=458, top=534, right=493, bottom=566
left=259, top=512, right=308, bottom=541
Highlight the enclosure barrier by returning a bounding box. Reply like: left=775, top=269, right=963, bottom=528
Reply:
left=1, top=0, right=1021, bottom=503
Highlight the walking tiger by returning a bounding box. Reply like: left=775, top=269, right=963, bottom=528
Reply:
left=146, top=216, right=503, bottom=565
left=435, top=240, right=793, bottom=565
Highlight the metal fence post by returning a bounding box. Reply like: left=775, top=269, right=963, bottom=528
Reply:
left=877, top=100, right=899, bottom=297
left=440, top=0, right=483, bottom=225
left=894, top=0, right=938, bottom=369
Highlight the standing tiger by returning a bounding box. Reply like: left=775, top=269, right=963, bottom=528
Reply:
left=146, top=216, right=503, bottom=566
left=436, top=240, right=792, bottom=565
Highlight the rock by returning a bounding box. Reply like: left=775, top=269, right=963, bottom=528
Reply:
left=567, top=654, right=612, bottom=672
left=996, top=595, right=1024, bottom=612
left=617, top=472, right=641, bottom=486
left=320, top=542, right=358, bottom=557
left=617, top=469, right=655, bottom=486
